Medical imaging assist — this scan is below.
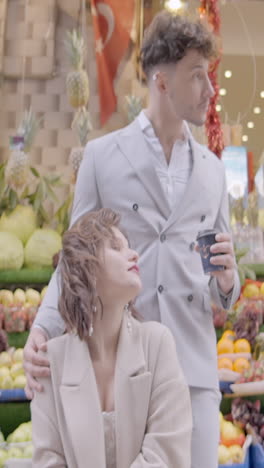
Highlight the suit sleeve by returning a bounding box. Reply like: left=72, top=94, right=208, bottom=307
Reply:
left=130, top=327, right=192, bottom=468
left=31, top=352, right=66, bottom=467
left=33, top=142, right=102, bottom=338
left=209, top=167, right=240, bottom=309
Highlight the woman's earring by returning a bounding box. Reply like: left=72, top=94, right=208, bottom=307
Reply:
left=89, top=305, right=97, bottom=337
left=125, top=304, right=132, bottom=334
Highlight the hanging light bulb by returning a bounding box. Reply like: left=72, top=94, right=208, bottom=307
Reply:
left=164, top=0, right=187, bottom=13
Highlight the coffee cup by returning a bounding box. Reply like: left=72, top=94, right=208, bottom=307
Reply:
left=196, top=229, right=225, bottom=275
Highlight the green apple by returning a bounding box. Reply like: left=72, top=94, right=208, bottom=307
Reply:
left=13, top=375, right=27, bottom=389
left=23, top=443, right=34, bottom=458
left=221, top=421, right=240, bottom=441
left=0, top=448, right=8, bottom=466
left=0, top=366, right=10, bottom=380
left=0, top=290, right=13, bottom=306
left=1, top=375, right=13, bottom=389
left=25, top=288, right=40, bottom=306
left=0, top=431, right=4, bottom=444
left=12, top=348, right=24, bottom=364
left=228, top=445, right=243, bottom=463
left=40, top=286, right=48, bottom=301
left=10, top=362, right=24, bottom=379
left=0, top=352, right=12, bottom=368
left=13, top=288, right=26, bottom=305
left=6, top=446, right=24, bottom=458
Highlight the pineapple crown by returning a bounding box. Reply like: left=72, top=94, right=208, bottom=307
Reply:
left=73, top=109, right=92, bottom=147
left=65, top=29, right=86, bottom=71
left=17, top=108, right=42, bottom=153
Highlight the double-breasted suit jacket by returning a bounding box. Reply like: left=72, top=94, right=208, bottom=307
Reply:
left=35, top=118, right=240, bottom=388
left=31, top=319, right=192, bottom=467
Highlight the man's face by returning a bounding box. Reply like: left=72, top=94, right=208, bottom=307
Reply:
left=158, top=49, right=215, bottom=126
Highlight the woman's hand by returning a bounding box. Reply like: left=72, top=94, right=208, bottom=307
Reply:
left=23, top=327, right=50, bottom=399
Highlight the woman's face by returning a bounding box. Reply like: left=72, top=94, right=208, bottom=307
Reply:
left=96, top=227, right=142, bottom=305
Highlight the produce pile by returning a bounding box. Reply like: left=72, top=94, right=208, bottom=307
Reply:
left=218, top=412, right=246, bottom=465
left=232, top=398, right=264, bottom=450
left=0, top=205, right=62, bottom=272
left=0, top=287, right=47, bottom=333
left=0, top=347, right=25, bottom=390
left=0, top=422, right=33, bottom=467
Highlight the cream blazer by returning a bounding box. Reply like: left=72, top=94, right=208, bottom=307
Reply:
left=31, top=318, right=192, bottom=468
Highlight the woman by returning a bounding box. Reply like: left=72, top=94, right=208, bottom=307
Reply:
left=31, top=208, right=192, bottom=467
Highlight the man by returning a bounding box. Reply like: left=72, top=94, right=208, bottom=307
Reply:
left=24, top=11, right=240, bottom=468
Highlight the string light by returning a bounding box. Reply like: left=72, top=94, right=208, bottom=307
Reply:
left=260, top=91, right=264, bottom=99
left=164, top=0, right=186, bottom=12
left=216, top=104, right=222, bottom=112
left=219, top=88, right=227, bottom=96
left=224, top=70, right=232, bottom=78
left=242, top=135, right=248, bottom=142
left=247, top=121, right=254, bottom=129
left=253, top=107, right=261, bottom=114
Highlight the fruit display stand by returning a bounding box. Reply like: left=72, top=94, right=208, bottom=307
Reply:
left=0, top=276, right=51, bottom=442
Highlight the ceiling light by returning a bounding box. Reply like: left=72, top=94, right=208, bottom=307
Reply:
left=224, top=70, right=232, bottom=78
left=253, top=107, right=261, bottom=114
left=247, top=122, right=254, bottom=129
left=216, top=104, right=221, bottom=112
left=242, top=135, right=248, bottom=142
left=164, top=0, right=186, bottom=11
left=219, top=88, right=227, bottom=96
left=260, top=91, right=264, bottom=98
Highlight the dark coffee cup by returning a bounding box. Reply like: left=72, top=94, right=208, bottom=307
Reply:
left=196, top=229, right=225, bottom=275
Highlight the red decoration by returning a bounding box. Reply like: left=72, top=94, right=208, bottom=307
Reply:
left=91, top=0, right=135, bottom=126
left=199, top=0, right=224, bottom=158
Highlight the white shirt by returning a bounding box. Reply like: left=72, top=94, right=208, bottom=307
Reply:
left=137, top=110, right=193, bottom=210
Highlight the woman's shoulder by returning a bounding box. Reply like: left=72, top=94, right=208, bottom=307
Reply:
left=134, top=319, right=175, bottom=347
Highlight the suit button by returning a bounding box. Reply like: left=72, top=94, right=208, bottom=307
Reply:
left=133, top=203, right=138, bottom=211
left=158, top=285, right=164, bottom=293
left=200, top=215, right=206, bottom=222
left=189, top=242, right=195, bottom=251
left=160, top=234, right=166, bottom=243
left=187, top=294, right=193, bottom=302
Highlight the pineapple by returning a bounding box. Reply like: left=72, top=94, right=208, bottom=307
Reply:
left=70, top=108, right=92, bottom=183
left=5, top=108, right=41, bottom=190
left=65, top=30, right=89, bottom=109
left=125, top=95, right=142, bottom=123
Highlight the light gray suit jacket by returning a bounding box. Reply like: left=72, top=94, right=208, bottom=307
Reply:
left=35, top=118, right=240, bottom=388
left=31, top=319, right=192, bottom=468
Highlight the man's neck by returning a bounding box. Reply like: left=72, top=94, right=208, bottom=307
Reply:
left=144, top=106, right=186, bottom=164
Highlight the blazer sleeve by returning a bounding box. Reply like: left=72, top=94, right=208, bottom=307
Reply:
left=130, top=327, right=192, bottom=468
left=33, top=142, right=102, bottom=339
left=31, top=360, right=66, bottom=466
left=209, top=169, right=240, bottom=310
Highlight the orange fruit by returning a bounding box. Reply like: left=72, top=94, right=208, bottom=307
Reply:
left=218, top=357, right=233, bottom=370
left=217, top=339, right=234, bottom=354
left=222, top=330, right=235, bottom=341
left=243, top=283, right=259, bottom=298
left=234, top=339, right=251, bottom=354
left=233, top=358, right=250, bottom=373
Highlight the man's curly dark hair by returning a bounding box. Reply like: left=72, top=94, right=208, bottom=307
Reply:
left=140, top=11, right=217, bottom=78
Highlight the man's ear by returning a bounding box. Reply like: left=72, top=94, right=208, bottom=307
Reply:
left=153, top=71, right=168, bottom=93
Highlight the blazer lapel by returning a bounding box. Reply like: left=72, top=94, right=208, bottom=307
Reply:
left=115, top=318, right=152, bottom=468
left=116, top=120, right=171, bottom=221
left=164, top=138, right=209, bottom=231
left=60, top=335, right=106, bottom=468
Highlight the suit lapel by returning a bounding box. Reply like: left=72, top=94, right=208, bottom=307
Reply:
left=116, top=120, right=171, bottom=221
left=164, top=138, right=209, bottom=231
left=60, top=335, right=106, bottom=468
left=114, top=317, right=152, bottom=468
